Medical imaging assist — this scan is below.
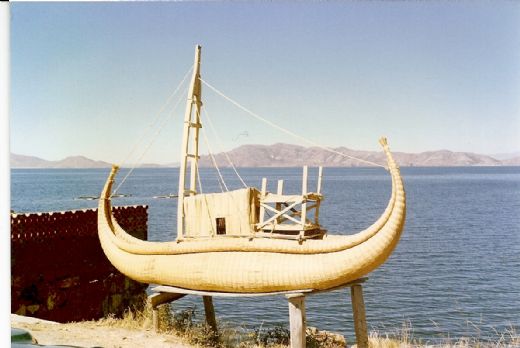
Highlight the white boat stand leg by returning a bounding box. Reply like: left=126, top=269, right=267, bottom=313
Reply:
left=286, top=293, right=307, bottom=348
left=350, top=284, right=369, bottom=348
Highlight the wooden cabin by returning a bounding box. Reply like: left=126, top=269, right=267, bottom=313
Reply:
left=183, top=187, right=260, bottom=237
left=182, top=166, right=325, bottom=241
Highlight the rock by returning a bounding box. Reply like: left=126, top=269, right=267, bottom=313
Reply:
left=306, top=326, right=346, bottom=347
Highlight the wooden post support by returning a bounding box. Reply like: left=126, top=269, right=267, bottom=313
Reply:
left=148, top=278, right=369, bottom=348
left=316, top=166, right=323, bottom=195
left=202, top=296, right=218, bottom=334
left=259, top=177, right=267, bottom=227
left=148, top=292, right=186, bottom=333
left=286, top=293, right=306, bottom=348
left=300, top=166, right=308, bottom=240
left=152, top=306, right=159, bottom=332
left=276, top=180, right=284, bottom=223
left=350, top=284, right=369, bottom=348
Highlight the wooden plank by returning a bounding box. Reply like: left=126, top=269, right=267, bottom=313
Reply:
left=262, top=194, right=304, bottom=203
left=317, top=166, right=323, bottom=194
left=258, top=224, right=320, bottom=232
left=149, top=293, right=186, bottom=333
left=301, top=166, right=308, bottom=195
left=261, top=203, right=302, bottom=225
left=254, top=231, right=323, bottom=240
left=315, top=166, right=323, bottom=226
left=202, top=296, right=218, bottom=333
left=152, top=285, right=313, bottom=298
left=262, top=193, right=322, bottom=204
left=277, top=180, right=284, bottom=194
left=307, top=277, right=367, bottom=296
left=259, top=178, right=267, bottom=226
left=257, top=199, right=302, bottom=229
left=275, top=203, right=321, bottom=226
left=276, top=180, right=284, bottom=223
left=351, top=284, right=369, bottom=348
left=300, top=166, right=308, bottom=240
left=189, top=103, right=201, bottom=196
left=148, top=292, right=186, bottom=308
left=286, top=294, right=306, bottom=348
left=152, top=278, right=367, bottom=299
left=189, top=157, right=197, bottom=196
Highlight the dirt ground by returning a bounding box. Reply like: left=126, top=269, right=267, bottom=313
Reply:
left=11, top=314, right=192, bottom=348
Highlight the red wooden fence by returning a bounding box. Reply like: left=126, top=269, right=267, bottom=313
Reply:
left=11, top=206, right=148, bottom=322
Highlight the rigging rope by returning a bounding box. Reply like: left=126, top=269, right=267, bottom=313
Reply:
left=112, top=88, right=187, bottom=197
left=118, top=65, right=193, bottom=167
left=201, top=106, right=249, bottom=188
left=200, top=124, right=228, bottom=192
left=200, top=78, right=386, bottom=169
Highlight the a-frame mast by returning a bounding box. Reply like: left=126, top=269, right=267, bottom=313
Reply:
left=177, top=45, right=202, bottom=240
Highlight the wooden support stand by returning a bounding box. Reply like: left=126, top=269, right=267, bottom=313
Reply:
left=148, top=292, right=186, bottom=332
left=202, top=296, right=218, bottom=333
left=147, top=278, right=369, bottom=348
left=286, top=293, right=306, bottom=348
left=351, top=285, right=369, bottom=348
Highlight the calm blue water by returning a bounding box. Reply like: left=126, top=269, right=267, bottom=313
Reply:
left=11, top=167, right=520, bottom=343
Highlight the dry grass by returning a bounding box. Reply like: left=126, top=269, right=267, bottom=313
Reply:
left=95, top=302, right=214, bottom=345
left=94, top=301, right=346, bottom=347
left=95, top=301, right=154, bottom=330
left=94, top=303, right=519, bottom=348
left=366, top=322, right=520, bottom=348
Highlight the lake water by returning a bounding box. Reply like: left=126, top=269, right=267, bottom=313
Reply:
left=11, top=166, right=520, bottom=344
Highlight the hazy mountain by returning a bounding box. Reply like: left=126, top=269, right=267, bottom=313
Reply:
left=10, top=154, right=112, bottom=169
left=491, top=152, right=520, bottom=161
left=10, top=144, right=518, bottom=169
left=10, top=154, right=51, bottom=168
left=198, top=143, right=508, bottom=167
left=10, top=153, right=176, bottom=169
left=53, top=156, right=112, bottom=168
left=501, top=156, right=520, bottom=166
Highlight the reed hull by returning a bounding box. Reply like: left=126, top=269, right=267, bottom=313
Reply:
left=98, top=227, right=404, bottom=293
left=97, top=138, right=406, bottom=293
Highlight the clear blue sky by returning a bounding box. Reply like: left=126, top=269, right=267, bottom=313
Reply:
left=10, top=2, right=520, bottom=164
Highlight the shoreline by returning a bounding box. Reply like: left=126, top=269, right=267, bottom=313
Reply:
left=11, top=314, right=191, bottom=348
left=11, top=313, right=520, bottom=348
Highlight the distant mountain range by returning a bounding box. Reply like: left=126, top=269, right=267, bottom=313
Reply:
left=199, top=144, right=520, bottom=167
left=10, top=144, right=520, bottom=169
left=11, top=154, right=112, bottom=169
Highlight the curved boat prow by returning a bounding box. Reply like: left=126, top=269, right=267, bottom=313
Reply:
left=98, top=165, right=118, bottom=233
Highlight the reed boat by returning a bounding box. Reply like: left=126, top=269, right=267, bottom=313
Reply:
left=97, top=45, right=406, bottom=293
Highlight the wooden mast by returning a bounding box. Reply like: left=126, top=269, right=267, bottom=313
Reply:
left=177, top=45, right=202, bottom=240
